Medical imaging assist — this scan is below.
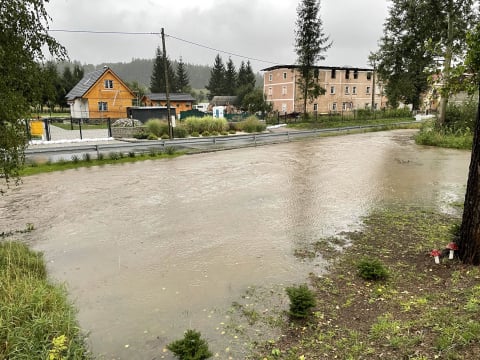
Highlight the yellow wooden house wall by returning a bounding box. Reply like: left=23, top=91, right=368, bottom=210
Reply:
left=84, top=70, right=135, bottom=119
left=143, top=98, right=193, bottom=113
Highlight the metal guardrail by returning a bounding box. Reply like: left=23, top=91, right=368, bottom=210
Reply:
left=25, top=121, right=417, bottom=160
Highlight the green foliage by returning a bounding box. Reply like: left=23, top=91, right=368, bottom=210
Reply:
left=1, top=0, right=65, bottom=190
left=108, top=152, right=120, bottom=160
left=357, top=258, right=389, bottom=281
left=206, top=54, right=226, bottom=99
left=150, top=46, right=177, bottom=92
left=176, top=57, right=191, bottom=93
left=190, top=131, right=200, bottom=137
left=236, top=116, right=266, bottom=133
left=286, top=284, right=316, bottom=319
left=71, top=155, right=80, bottom=163
left=148, top=133, right=158, bottom=140
left=166, top=329, right=212, bottom=360
left=202, top=131, right=210, bottom=137
left=82, top=153, right=91, bottom=162
left=165, top=146, right=176, bottom=155
left=184, top=116, right=228, bottom=134
left=145, top=119, right=169, bottom=137
left=415, top=120, right=473, bottom=150
left=444, top=99, right=478, bottom=132
left=128, top=151, right=136, bottom=158
left=173, top=126, right=188, bottom=138
left=0, top=241, right=90, bottom=359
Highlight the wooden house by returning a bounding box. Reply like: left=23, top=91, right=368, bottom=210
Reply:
left=66, top=66, right=135, bottom=121
left=141, top=93, right=196, bottom=113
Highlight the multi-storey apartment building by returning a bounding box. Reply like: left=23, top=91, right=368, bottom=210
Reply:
left=262, top=65, right=387, bottom=114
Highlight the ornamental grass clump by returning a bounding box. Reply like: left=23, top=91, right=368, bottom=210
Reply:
left=286, top=284, right=316, bottom=319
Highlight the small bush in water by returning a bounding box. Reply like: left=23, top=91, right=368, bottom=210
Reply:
left=286, top=284, right=316, bottom=319
left=167, top=329, right=212, bottom=360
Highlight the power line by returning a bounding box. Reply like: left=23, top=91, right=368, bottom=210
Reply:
left=49, top=28, right=281, bottom=66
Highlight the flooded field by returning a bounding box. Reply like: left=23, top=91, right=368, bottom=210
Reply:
left=0, top=130, right=470, bottom=359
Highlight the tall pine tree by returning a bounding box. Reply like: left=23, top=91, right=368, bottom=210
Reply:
left=295, top=0, right=331, bottom=116
left=150, top=46, right=177, bottom=93
left=176, top=57, right=191, bottom=93
left=206, top=54, right=226, bottom=99
left=224, top=58, right=237, bottom=96
left=236, top=60, right=256, bottom=105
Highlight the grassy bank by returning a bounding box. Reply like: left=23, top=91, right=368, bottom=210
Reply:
left=415, top=121, right=473, bottom=150
left=286, top=117, right=417, bottom=130
left=250, top=206, right=480, bottom=359
left=20, top=149, right=183, bottom=177
left=0, top=240, right=91, bottom=359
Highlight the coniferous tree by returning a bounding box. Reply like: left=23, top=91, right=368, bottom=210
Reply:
left=206, top=54, right=226, bottom=99
left=295, top=0, right=331, bottom=116
left=176, top=57, right=191, bottom=93
left=150, top=46, right=177, bottom=93
left=236, top=60, right=257, bottom=105
left=224, top=58, right=237, bottom=95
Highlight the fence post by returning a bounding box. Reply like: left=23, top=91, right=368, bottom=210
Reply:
left=287, top=132, right=290, bottom=142
left=44, top=118, right=51, bottom=141
left=213, top=136, right=216, bottom=145
left=254, top=134, right=257, bottom=146
left=107, top=118, right=112, bottom=138
left=95, top=145, right=99, bottom=159
left=79, top=119, right=83, bottom=140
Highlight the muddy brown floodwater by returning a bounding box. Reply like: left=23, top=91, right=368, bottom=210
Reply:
left=0, top=130, right=470, bottom=359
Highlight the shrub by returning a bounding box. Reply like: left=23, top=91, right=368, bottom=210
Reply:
left=108, top=152, right=120, bottom=160
left=286, top=284, right=316, bottom=319
left=184, top=116, right=228, bottom=134
left=237, top=116, right=266, bottom=133
left=165, top=146, right=176, bottom=155
left=228, top=129, right=236, bottom=134
left=190, top=131, right=200, bottom=137
left=147, top=133, right=158, bottom=140
left=82, top=153, right=91, bottom=162
left=173, top=126, right=188, bottom=138
left=220, top=131, right=229, bottom=136
left=357, top=258, right=389, bottom=281
left=202, top=131, right=210, bottom=137
left=133, top=132, right=148, bottom=139
left=167, top=329, right=212, bottom=360
left=128, top=151, right=135, bottom=158
left=71, top=155, right=80, bottom=163
left=211, top=131, right=219, bottom=136
left=145, top=119, right=169, bottom=137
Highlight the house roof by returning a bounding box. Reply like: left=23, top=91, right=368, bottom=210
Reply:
left=65, top=67, right=108, bottom=101
left=261, top=64, right=373, bottom=72
left=210, top=96, right=238, bottom=106
left=144, top=93, right=196, bottom=102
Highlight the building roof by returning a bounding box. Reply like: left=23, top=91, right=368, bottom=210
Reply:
left=65, top=67, right=109, bottom=101
left=261, top=64, right=373, bottom=72
left=144, top=93, right=196, bottom=102
left=210, top=96, right=238, bottom=106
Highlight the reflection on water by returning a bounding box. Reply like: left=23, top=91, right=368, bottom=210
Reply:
left=0, top=130, right=470, bottom=359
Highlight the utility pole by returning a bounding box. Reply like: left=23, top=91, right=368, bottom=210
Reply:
left=161, top=28, right=173, bottom=139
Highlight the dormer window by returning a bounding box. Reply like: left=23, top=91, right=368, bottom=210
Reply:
left=104, top=79, right=113, bottom=89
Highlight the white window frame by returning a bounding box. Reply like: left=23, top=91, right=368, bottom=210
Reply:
left=283, top=72, right=287, bottom=80
left=332, top=102, right=337, bottom=111
left=345, top=86, right=349, bottom=95
left=268, top=87, right=272, bottom=95
left=330, top=86, right=335, bottom=94
left=282, top=86, right=287, bottom=95
left=269, top=74, right=273, bottom=82
left=313, top=103, right=318, bottom=112
left=366, top=86, right=371, bottom=94
left=104, top=79, right=113, bottom=89
left=342, top=102, right=347, bottom=111
left=352, top=86, right=357, bottom=95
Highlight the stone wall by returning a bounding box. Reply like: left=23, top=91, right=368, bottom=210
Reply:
left=111, top=126, right=147, bottom=139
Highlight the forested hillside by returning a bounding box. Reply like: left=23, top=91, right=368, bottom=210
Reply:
left=57, top=59, right=262, bottom=91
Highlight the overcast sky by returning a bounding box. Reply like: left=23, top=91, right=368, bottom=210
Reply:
left=45, top=0, right=390, bottom=72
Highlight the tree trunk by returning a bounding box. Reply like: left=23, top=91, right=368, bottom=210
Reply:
left=459, top=85, right=480, bottom=265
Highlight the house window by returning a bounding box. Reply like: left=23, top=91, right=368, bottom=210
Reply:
left=342, top=102, right=347, bottom=111
left=345, top=86, right=349, bottom=94
left=313, top=103, right=318, bottom=112
left=332, top=103, right=337, bottom=111
left=353, top=70, right=358, bottom=79
left=331, top=69, right=336, bottom=79
left=283, top=72, right=287, bottom=80
left=269, top=74, right=273, bottom=81
left=282, top=103, right=287, bottom=113
left=104, top=79, right=113, bottom=89
left=367, top=72, right=372, bottom=80
left=330, top=86, right=335, bottom=94
left=282, top=86, right=287, bottom=95
left=352, top=86, right=357, bottom=95
left=98, top=102, right=108, bottom=111
left=345, top=69, right=350, bottom=79
left=268, top=87, right=272, bottom=95
left=366, top=86, right=371, bottom=94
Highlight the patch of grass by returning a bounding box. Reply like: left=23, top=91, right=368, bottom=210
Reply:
left=0, top=241, right=91, bottom=359
left=357, top=258, right=389, bottom=281
left=415, top=120, right=473, bottom=150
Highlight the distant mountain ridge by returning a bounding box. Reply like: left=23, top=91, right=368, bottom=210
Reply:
left=59, top=59, right=262, bottom=91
